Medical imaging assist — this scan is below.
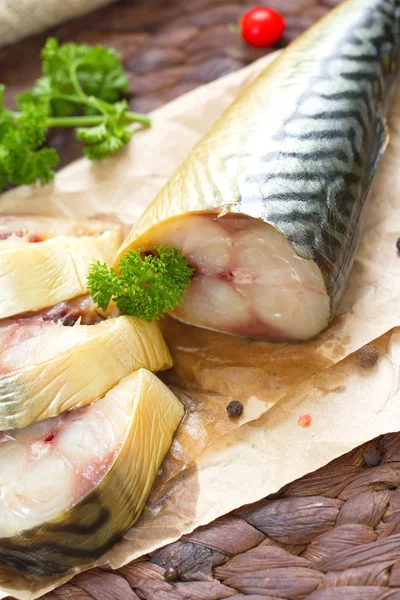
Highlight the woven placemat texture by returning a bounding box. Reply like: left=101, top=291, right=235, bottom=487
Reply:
left=42, top=434, right=400, bottom=599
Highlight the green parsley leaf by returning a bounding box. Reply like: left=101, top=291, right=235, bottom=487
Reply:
left=2, top=116, right=59, bottom=186
left=87, top=245, right=194, bottom=321
left=77, top=100, right=133, bottom=160
left=87, top=263, right=120, bottom=312
left=75, top=123, right=108, bottom=144
left=38, top=37, right=129, bottom=117
left=0, top=37, right=150, bottom=192
left=0, top=86, right=58, bottom=186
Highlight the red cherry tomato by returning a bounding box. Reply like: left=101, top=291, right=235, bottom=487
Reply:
left=240, top=6, right=285, bottom=48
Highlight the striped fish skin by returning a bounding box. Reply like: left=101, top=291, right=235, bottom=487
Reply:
left=238, top=0, right=400, bottom=310
left=117, top=0, right=400, bottom=340
left=0, top=370, right=184, bottom=576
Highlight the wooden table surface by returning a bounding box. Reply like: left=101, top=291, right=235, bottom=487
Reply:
left=0, top=0, right=342, bottom=169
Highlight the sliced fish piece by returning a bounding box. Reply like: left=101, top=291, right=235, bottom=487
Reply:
left=116, top=0, right=400, bottom=341
left=0, top=369, right=184, bottom=576
left=0, top=215, right=122, bottom=319
left=0, top=315, right=172, bottom=431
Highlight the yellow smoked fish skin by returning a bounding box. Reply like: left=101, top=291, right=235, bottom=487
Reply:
left=0, top=216, right=122, bottom=319
left=0, top=316, right=172, bottom=431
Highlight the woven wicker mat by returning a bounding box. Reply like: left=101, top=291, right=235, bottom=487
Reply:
left=4, top=1, right=400, bottom=599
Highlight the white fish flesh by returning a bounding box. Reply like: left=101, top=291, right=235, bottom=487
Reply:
left=132, top=215, right=330, bottom=340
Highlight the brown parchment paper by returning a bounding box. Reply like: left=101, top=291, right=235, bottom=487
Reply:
left=1, top=51, right=400, bottom=599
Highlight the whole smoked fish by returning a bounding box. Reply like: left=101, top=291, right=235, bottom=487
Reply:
left=118, top=0, right=400, bottom=341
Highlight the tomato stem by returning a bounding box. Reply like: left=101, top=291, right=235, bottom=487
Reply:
left=228, top=23, right=240, bottom=34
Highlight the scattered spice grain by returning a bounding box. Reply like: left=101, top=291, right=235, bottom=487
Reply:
left=226, top=400, right=243, bottom=418
left=356, top=345, right=379, bottom=368
left=363, top=449, right=383, bottom=467
left=164, top=567, right=179, bottom=582
left=298, top=414, right=312, bottom=427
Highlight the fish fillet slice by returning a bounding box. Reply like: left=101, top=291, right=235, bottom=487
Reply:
left=0, top=216, right=122, bottom=319
left=0, top=369, right=184, bottom=576
left=0, top=315, right=172, bottom=431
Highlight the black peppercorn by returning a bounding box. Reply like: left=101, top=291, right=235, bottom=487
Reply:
left=363, top=449, right=382, bottom=467
left=356, top=345, right=379, bottom=369
left=226, top=400, right=243, bottom=418
left=396, top=237, right=400, bottom=252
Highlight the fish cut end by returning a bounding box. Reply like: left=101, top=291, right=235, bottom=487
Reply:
left=117, top=212, right=331, bottom=341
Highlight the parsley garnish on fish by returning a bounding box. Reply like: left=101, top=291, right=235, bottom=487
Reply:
left=87, top=246, right=193, bottom=321
left=0, top=38, right=150, bottom=190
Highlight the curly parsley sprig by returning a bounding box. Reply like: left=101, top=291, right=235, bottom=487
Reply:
left=0, top=38, right=150, bottom=190
left=87, top=245, right=194, bottom=321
